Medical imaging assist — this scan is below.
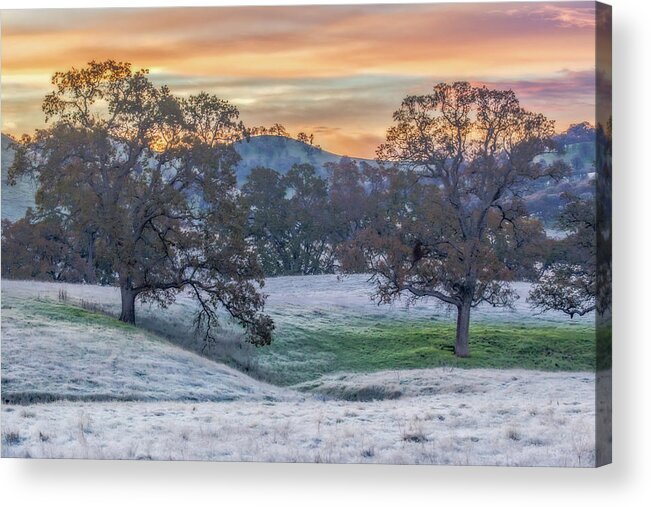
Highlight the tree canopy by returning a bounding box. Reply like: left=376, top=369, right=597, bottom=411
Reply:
left=5, top=60, right=273, bottom=346
left=242, top=163, right=336, bottom=276
left=528, top=192, right=596, bottom=318
left=356, top=82, right=566, bottom=356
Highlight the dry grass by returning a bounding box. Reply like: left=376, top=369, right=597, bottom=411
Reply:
left=1, top=368, right=595, bottom=466
left=1, top=289, right=293, bottom=405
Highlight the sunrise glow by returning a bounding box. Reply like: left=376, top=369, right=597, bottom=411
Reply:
left=1, top=2, right=597, bottom=157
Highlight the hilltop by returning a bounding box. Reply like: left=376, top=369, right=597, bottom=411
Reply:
left=1, top=133, right=371, bottom=221
left=234, top=135, right=372, bottom=183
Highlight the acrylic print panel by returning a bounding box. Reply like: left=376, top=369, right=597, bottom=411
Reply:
left=0, top=1, right=611, bottom=466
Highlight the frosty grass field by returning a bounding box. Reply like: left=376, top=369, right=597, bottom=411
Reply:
left=1, top=276, right=596, bottom=466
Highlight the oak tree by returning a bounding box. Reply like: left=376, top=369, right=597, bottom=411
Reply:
left=8, top=60, right=273, bottom=346
left=362, top=82, right=564, bottom=356
left=528, top=192, right=596, bottom=318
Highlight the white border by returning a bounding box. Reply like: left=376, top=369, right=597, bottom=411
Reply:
left=2, top=0, right=649, bottom=505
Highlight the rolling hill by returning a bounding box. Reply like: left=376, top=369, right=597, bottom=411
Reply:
left=233, top=135, right=372, bottom=184
left=1, top=278, right=293, bottom=405
left=1, top=278, right=595, bottom=465
left=0, top=275, right=594, bottom=388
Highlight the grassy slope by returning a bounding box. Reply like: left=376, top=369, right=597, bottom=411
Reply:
left=1, top=286, right=292, bottom=404
left=1, top=277, right=596, bottom=389
left=257, top=319, right=595, bottom=386
left=252, top=275, right=596, bottom=385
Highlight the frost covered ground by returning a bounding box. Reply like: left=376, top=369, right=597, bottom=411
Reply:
left=1, top=290, right=291, bottom=405
left=263, top=274, right=593, bottom=326
left=1, top=279, right=596, bottom=466
left=1, top=277, right=595, bottom=385
left=1, top=275, right=593, bottom=331
left=2, top=369, right=595, bottom=466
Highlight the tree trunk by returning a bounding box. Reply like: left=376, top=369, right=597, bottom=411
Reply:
left=119, top=286, right=137, bottom=325
left=85, top=233, right=97, bottom=284
left=455, top=298, right=472, bottom=357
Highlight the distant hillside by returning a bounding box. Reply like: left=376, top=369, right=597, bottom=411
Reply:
left=0, top=130, right=594, bottom=225
left=233, top=135, right=372, bottom=184
left=553, top=121, right=596, bottom=146
left=528, top=139, right=596, bottom=223
left=1, top=134, right=370, bottom=221
left=1, top=134, right=37, bottom=222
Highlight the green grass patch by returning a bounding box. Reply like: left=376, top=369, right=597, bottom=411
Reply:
left=26, top=299, right=136, bottom=332
left=255, top=318, right=596, bottom=385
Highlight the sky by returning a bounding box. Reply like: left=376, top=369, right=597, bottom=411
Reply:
left=1, top=2, right=597, bottom=158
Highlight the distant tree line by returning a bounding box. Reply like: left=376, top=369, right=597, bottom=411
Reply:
left=240, top=158, right=372, bottom=276
left=248, top=123, right=320, bottom=148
